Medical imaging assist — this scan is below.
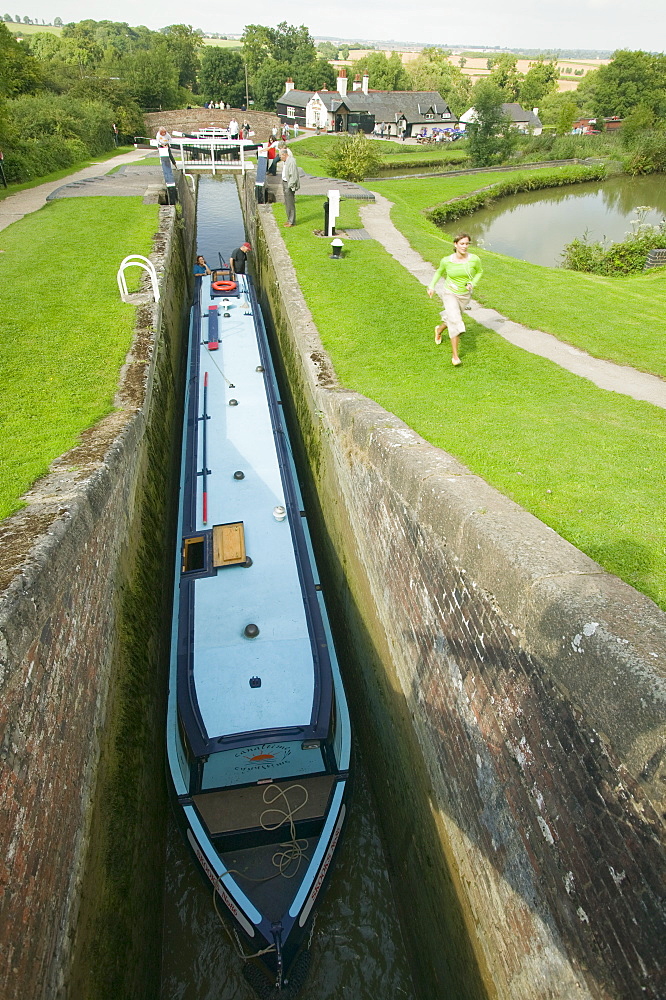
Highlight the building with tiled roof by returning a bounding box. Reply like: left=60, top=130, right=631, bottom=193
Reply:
left=276, top=70, right=456, bottom=138
left=459, top=102, right=543, bottom=135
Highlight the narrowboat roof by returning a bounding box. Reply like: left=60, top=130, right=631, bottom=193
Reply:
left=176, top=276, right=332, bottom=756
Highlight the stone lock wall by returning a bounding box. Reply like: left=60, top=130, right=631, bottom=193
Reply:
left=0, top=173, right=195, bottom=1000
left=240, top=177, right=666, bottom=1000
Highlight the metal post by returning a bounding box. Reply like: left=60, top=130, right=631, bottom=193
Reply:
left=210, top=140, right=216, bottom=175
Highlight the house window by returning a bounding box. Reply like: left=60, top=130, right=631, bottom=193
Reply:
left=286, top=106, right=296, bottom=118
left=425, top=113, right=434, bottom=120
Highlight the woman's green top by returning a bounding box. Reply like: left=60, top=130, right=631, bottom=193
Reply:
left=428, top=253, right=483, bottom=294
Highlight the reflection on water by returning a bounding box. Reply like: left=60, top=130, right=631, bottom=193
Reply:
left=195, top=175, right=249, bottom=267
left=457, top=174, right=666, bottom=267
left=160, top=765, right=416, bottom=1000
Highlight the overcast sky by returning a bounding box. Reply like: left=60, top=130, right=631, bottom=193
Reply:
left=19, top=0, right=665, bottom=53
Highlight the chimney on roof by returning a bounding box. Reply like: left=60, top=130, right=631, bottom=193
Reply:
left=362, top=72, right=369, bottom=95
left=337, top=68, right=347, bottom=98
left=353, top=74, right=362, bottom=92
left=284, top=78, right=295, bottom=94
left=533, top=108, right=539, bottom=117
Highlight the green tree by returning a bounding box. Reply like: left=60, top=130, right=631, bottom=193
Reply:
left=0, top=21, right=40, bottom=96
left=621, top=104, right=657, bottom=147
left=67, top=76, right=144, bottom=139
left=121, top=45, right=180, bottom=109
left=252, top=59, right=290, bottom=111
left=242, top=21, right=315, bottom=75
left=199, top=47, right=245, bottom=106
left=556, top=98, right=577, bottom=135
left=487, top=53, right=521, bottom=100
left=325, top=131, right=382, bottom=181
left=519, top=57, right=558, bottom=110
left=596, top=50, right=666, bottom=118
left=268, top=21, right=316, bottom=65
left=160, top=23, right=203, bottom=90
left=241, top=23, right=272, bottom=76
left=292, top=54, right=334, bottom=92
left=467, top=80, right=517, bottom=166
left=349, top=51, right=410, bottom=90
left=61, top=19, right=105, bottom=73
left=317, top=41, right=338, bottom=60
left=408, top=47, right=471, bottom=116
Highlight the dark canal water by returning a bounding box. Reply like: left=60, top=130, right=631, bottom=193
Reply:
left=160, top=175, right=417, bottom=1000
left=454, top=173, right=666, bottom=267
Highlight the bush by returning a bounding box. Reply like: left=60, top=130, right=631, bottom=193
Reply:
left=324, top=132, right=383, bottom=182
left=428, top=165, right=607, bottom=226
left=1, top=92, right=118, bottom=182
left=624, top=130, right=666, bottom=176
left=562, top=209, right=666, bottom=274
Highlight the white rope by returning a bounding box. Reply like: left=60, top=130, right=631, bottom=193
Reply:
left=259, top=783, right=310, bottom=879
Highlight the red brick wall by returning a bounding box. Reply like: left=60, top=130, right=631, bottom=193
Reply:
left=144, top=107, right=281, bottom=144
left=0, top=181, right=195, bottom=1000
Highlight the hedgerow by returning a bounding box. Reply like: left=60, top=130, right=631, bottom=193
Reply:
left=428, top=165, right=607, bottom=226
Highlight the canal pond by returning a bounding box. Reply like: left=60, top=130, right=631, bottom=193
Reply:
left=453, top=174, right=666, bottom=267
left=160, top=175, right=417, bottom=1000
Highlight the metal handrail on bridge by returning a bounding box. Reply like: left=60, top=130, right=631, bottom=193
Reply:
left=149, top=135, right=258, bottom=175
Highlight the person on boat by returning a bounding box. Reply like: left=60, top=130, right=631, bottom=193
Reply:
left=280, top=148, right=300, bottom=227
left=427, top=232, right=483, bottom=367
left=230, top=243, right=252, bottom=276
left=193, top=255, right=210, bottom=276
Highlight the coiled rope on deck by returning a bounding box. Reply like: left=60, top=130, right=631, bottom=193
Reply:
left=259, top=783, right=310, bottom=879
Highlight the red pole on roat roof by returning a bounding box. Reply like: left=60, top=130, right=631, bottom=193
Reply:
left=202, top=371, right=208, bottom=525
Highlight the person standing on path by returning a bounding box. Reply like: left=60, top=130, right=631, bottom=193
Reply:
left=427, top=232, right=483, bottom=366
left=280, top=149, right=300, bottom=227
left=266, top=138, right=279, bottom=174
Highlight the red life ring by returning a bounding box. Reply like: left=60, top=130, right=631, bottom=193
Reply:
left=211, top=280, right=237, bottom=292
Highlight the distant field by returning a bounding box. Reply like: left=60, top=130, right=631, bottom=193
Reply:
left=202, top=37, right=242, bottom=48
left=7, top=21, right=61, bottom=35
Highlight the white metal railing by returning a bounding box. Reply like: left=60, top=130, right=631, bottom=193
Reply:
left=149, top=137, right=256, bottom=175
left=117, top=255, right=160, bottom=303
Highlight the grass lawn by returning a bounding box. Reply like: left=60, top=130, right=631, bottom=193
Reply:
left=292, top=133, right=469, bottom=179
left=0, top=147, right=135, bottom=201
left=0, top=197, right=159, bottom=520
left=274, top=194, right=666, bottom=611
left=372, top=172, right=666, bottom=378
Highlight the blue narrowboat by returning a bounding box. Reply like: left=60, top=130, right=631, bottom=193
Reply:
left=166, top=271, right=352, bottom=994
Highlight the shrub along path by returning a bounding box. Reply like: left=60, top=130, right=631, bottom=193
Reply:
left=360, top=191, right=666, bottom=409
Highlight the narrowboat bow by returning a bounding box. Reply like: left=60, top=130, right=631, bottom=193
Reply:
left=167, top=272, right=352, bottom=995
